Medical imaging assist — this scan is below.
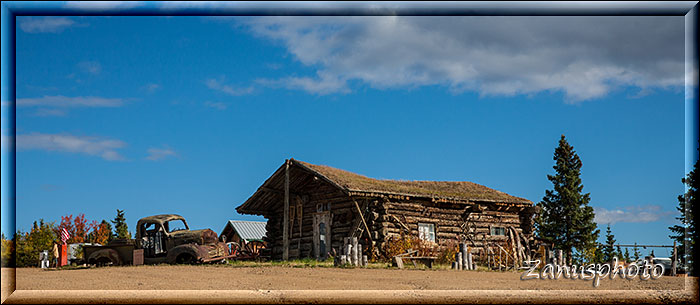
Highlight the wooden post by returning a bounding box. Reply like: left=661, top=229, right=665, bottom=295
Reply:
left=462, top=244, right=469, bottom=270
left=672, top=241, right=677, bottom=276
left=345, top=243, right=353, bottom=265
left=283, top=160, right=290, bottom=261
left=352, top=237, right=359, bottom=266
left=457, top=252, right=463, bottom=270
left=557, top=250, right=563, bottom=267
left=467, top=253, right=473, bottom=271
left=357, top=243, right=363, bottom=267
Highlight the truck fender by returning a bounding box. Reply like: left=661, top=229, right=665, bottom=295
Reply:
left=167, top=244, right=203, bottom=264
left=87, top=248, right=122, bottom=266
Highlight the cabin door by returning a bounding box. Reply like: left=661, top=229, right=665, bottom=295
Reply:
left=313, top=211, right=331, bottom=260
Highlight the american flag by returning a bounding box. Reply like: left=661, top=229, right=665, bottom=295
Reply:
left=60, top=228, right=70, bottom=244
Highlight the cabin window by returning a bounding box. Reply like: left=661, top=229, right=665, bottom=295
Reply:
left=418, top=223, right=436, bottom=242
left=491, top=226, right=506, bottom=236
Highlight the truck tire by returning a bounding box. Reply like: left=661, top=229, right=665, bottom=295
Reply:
left=166, top=244, right=202, bottom=265
left=175, top=253, right=196, bottom=264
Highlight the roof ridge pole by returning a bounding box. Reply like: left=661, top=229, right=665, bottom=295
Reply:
left=283, top=159, right=290, bottom=260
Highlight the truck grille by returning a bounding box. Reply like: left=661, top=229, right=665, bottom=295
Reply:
left=208, top=245, right=226, bottom=258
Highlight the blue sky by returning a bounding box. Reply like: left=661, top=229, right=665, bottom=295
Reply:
left=1, top=12, right=693, bottom=258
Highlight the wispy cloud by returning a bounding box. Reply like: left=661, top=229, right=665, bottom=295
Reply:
left=204, top=101, right=228, bottom=110
left=145, top=147, right=177, bottom=161
left=18, top=17, right=78, bottom=33
left=143, top=83, right=161, bottom=93
left=16, top=95, right=124, bottom=108
left=15, top=132, right=127, bottom=161
left=255, top=72, right=350, bottom=95
left=594, top=205, right=675, bottom=225
left=32, top=108, right=68, bottom=117
left=64, top=1, right=144, bottom=10
left=77, top=61, right=102, bottom=75
left=234, top=16, right=683, bottom=102
left=205, top=78, right=254, bottom=96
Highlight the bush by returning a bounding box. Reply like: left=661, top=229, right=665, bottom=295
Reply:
left=381, top=233, right=459, bottom=265
left=381, top=233, right=418, bottom=261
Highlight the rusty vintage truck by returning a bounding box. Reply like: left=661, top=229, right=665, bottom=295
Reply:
left=83, top=214, right=234, bottom=266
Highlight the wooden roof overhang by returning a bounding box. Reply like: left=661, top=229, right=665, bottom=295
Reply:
left=236, top=159, right=535, bottom=215
left=236, top=159, right=349, bottom=215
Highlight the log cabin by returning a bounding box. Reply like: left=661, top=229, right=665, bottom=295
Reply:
left=236, top=159, right=538, bottom=263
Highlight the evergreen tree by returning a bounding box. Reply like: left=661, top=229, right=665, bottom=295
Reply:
left=624, top=248, right=630, bottom=262
left=668, top=155, right=697, bottom=276
left=632, top=243, right=641, bottom=261
left=616, top=245, right=623, bottom=261
left=602, top=224, right=617, bottom=262
left=536, top=135, right=600, bottom=264
left=592, top=246, right=604, bottom=264
left=111, top=209, right=131, bottom=239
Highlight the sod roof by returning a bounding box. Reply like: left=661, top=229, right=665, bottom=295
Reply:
left=294, top=159, right=531, bottom=204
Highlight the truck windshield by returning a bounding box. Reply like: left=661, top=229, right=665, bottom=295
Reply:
left=166, top=219, right=188, bottom=233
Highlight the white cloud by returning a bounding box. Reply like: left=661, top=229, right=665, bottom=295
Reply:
left=204, top=101, right=228, bottom=110
left=16, top=95, right=123, bottom=108
left=32, top=108, right=68, bottom=117
left=594, top=205, right=675, bottom=225
left=205, top=78, right=254, bottom=96
left=15, top=132, right=127, bottom=161
left=19, top=17, right=77, bottom=33
left=77, top=61, right=102, bottom=75
left=145, top=147, right=177, bottom=161
left=64, top=1, right=144, bottom=10
left=234, top=16, right=684, bottom=102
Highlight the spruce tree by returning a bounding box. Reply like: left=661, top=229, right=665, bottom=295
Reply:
left=111, top=209, right=131, bottom=239
left=668, top=156, right=697, bottom=276
left=624, top=248, right=630, bottom=262
left=602, top=224, right=617, bottom=262
left=632, top=243, right=641, bottom=261
left=536, top=135, right=600, bottom=264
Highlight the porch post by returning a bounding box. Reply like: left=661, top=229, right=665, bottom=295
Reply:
left=283, top=159, right=290, bottom=260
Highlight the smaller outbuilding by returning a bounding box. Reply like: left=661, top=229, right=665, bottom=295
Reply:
left=220, top=220, right=268, bottom=255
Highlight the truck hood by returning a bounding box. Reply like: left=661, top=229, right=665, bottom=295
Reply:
left=170, top=229, right=218, bottom=245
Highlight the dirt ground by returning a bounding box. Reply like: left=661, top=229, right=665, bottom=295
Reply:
left=3, top=266, right=698, bottom=303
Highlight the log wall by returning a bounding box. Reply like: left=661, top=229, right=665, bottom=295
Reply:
left=262, top=175, right=534, bottom=260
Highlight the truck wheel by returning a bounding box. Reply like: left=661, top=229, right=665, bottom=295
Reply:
left=96, top=257, right=116, bottom=267
left=176, top=253, right=195, bottom=264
